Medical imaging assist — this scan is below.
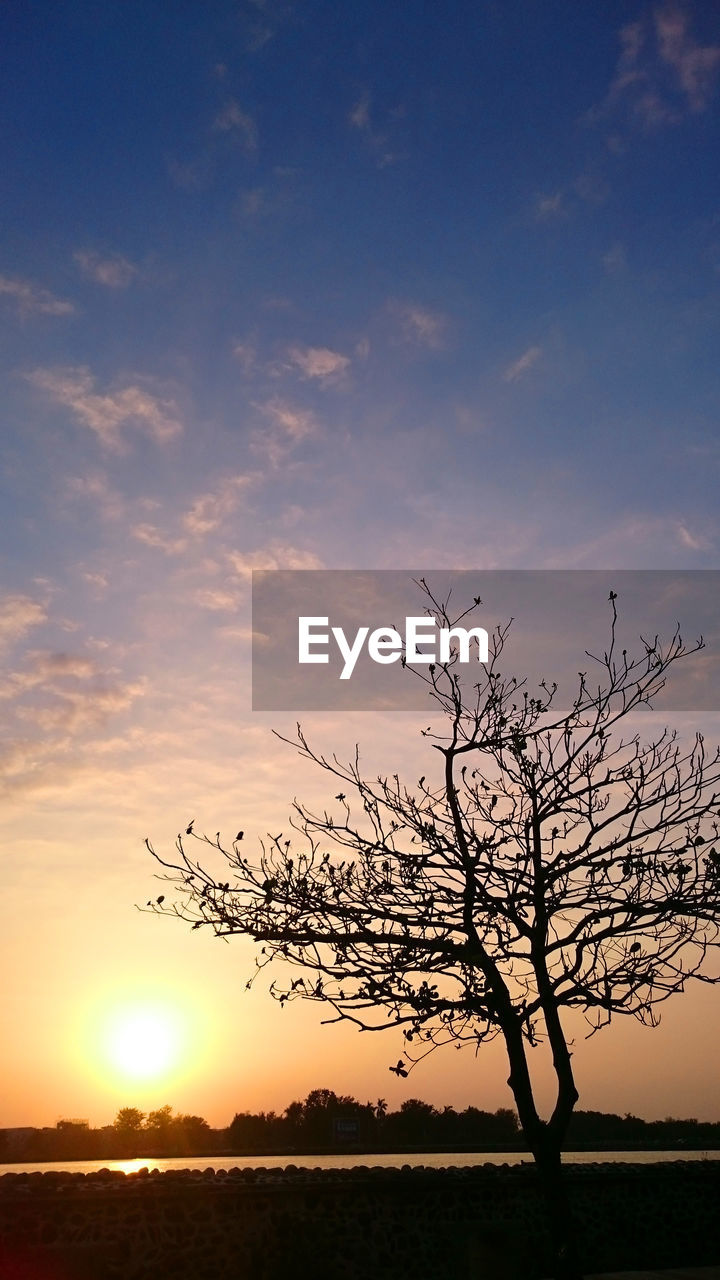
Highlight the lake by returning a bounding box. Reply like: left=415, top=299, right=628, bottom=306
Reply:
left=2, top=1149, right=718, bottom=1176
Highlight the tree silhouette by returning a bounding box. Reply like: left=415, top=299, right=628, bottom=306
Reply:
left=113, top=1107, right=145, bottom=1133
left=147, top=588, right=720, bottom=1279
left=145, top=1105, right=174, bottom=1134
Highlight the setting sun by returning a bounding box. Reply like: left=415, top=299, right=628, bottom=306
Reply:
left=101, top=1004, right=185, bottom=1083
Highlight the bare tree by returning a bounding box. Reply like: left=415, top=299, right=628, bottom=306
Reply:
left=146, top=588, right=720, bottom=1279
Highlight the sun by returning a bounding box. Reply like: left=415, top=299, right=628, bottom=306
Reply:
left=76, top=984, right=212, bottom=1098
left=101, top=1003, right=185, bottom=1083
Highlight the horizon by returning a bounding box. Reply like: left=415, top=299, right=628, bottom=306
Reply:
left=2, top=1, right=720, bottom=1133
left=7, top=1091, right=720, bottom=1138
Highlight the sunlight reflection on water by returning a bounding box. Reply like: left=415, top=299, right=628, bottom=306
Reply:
left=2, top=1150, right=718, bottom=1176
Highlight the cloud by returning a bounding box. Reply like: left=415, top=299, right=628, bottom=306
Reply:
left=131, top=523, right=188, bottom=556
left=256, top=398, right=318, bottom=440
left=503, top=345, right=542, bottom=382
left=0, top=652, right=98, bottom=701
left=189, top=543, right=324, bottom=612
left=573, top=171, right=610, bottom=205
left=183, top=474, right=253, bottom=537
left=0, top=648, right=145, bottom=740
left=194, top=588, right=243, bottom=613
left=240, top=0, right=294, bottom=53
left=226, top=544, right=324, bottom=579
left=0, top=274, right=74, bottom=318
left=534, top=171, right=609, bottom=224
left=232, top=341, right=257, bottom=373
left=213, top=100, right=258, bottom=153
left=286, top=345, right=351, bottom=384
left=603, top=242, right=627, bottom=273
left=27, top=366, right=183, bottom=451
left=544, top=513, right=715, bottom=568
left=250, top=398, right=320, bottom=466
left=261, top=295, right=294, bottom=313
left=0, top=595, right=47, bottom=650
left=676, top=522, right=713, bottom=552
left=73, top=249, right=139, bottom=288
left=168, top=98, right=259, bottom=191
left=167, top=156, right=214, bottom=190
left=17, top=678, right=145, bottom=735
left=65, top=471, right=126, bottom=521
left=389, top=300, right=448, bottom=349
left=655, top=4, right=720, bottom=111
left=349, top=93, right=371, bottom=131
left=535, top=192, right=566, bottom=220
left=591, top=5, right=720, bottom=129
left=239, top=186, right=266, bottom=217
left=610, top=21, right=647, bottom=102
left=348, top=92, right=402, bottom=167
left=0, top=739, right=50, bottom=785
left=81, top=571, right=110, bottom=594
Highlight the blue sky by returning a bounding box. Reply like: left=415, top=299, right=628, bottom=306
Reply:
left=2, top=1, right=720, bottom=1129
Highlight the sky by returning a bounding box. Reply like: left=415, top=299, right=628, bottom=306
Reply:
left=1, top=0, right=720, bottom=1132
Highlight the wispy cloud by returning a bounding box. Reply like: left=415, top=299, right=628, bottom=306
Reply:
left=194, top=587, right=244, bottom=613
left=167, top=156, right=214, bottom=191
left=348, top=92, right=404, bottom=167
left=255, top=397, right=318, bottom=440
left=213, top=99, right=258, bottom=153
left=0, top=651, right=97, bottom=701
left=0, top=645, right=146, bottom=754
left=251, top=398, right=319, bottom=467
left=389, top=300, right=448, bottom=349
left=0, top=274, right=74, bottom=318
left=189, top=543, right=324, bottom=612
left=535, top=192, right=566, bottom=220
left=349, top=93, right=371, bottom=131
left=591, top=5, right=720, bottom=129
left=131, top=523, right=188, bottom=556
left=27, top=366, right=183, bottom=451
left=81, top=571, right=110, bottom=595
left=655, top=4, right=720, bottom=111
left=0, top=595, right=47, bottom=651
left=676, top=521, right=713, bottom=552
left=74, top=249, right=139, bottom=288
left=183, top=474, right=253, bottom=537
left=286, top=345, right=351, bottom=384
left=240, top=0, right=294, bottom=53
left=17, top=676, right=145, bottom=735
left=232, top=341, right=257, bottom=373
left=534, top=172, right=609, bottom=223
left=65, top=471, right=127, bottom=522
left=603, top=242, right=627, bottom=273
left=226, top=543, right=323, bottom=579
left=169, top=95, right=259, bottom=191
left=503, top=345, right=542, bottom=382
left=545, top=513, right=715, bottom=568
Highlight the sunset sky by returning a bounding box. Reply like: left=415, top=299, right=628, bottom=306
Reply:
left=2, top=1, right=720, bottom=1131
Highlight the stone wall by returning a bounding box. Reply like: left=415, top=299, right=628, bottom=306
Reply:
left=0, top=1159, right=718, bottom=1280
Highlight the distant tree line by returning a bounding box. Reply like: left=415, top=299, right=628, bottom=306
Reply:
left=227, top=1088, right=520, bottom=1154
left=1, top=1091, right=719, bottom=1163
left=0, top=1106, right=214, bottom=1163
left=225, top=1091, right=720, bottom=1156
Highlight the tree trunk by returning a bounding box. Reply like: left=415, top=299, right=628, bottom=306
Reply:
left=533, top=1139, right=584, bottom=1280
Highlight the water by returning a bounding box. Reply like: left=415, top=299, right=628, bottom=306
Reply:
left=1, top=1149, right=717, bottom=1177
